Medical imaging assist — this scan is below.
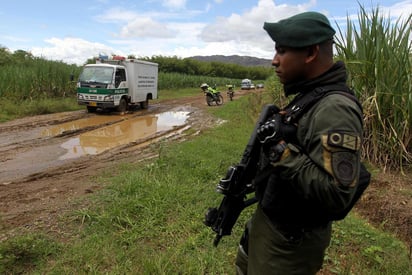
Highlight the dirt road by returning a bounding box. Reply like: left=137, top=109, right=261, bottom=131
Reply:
left=0, top=92, right=228, bottom=239
left=1, top=90, right=410, bottom=249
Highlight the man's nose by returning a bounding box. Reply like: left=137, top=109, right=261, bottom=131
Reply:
left=271, top=53, right=279, bottom=66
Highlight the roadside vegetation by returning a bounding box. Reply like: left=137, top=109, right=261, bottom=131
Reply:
left=0, top=49, right=265, bottom=122
left=263, top=5, right=412, bottom=172
left=0, top=4, right=411, bottom=274
left=1, top=92, right=411, bottom=274
left=335, top=6, right=412, bottom=171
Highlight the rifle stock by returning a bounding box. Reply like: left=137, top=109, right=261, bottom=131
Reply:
left=204, top=104, right=279, bottom=246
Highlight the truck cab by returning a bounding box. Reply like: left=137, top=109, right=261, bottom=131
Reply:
left=77, top=58, right=158, bottom=113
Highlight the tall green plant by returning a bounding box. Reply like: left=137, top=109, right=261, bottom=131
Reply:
left=265, top=74, right=290, bottom=107
left=0, top=58, right=79, bottom=100
left=335, top=5, right=412, bottom=171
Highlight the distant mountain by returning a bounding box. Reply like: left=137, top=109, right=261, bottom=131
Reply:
left=189, top=55, right=272, bottom=67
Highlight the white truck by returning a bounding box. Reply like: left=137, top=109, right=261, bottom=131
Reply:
left=241, top=78, right=252, bottom=90
left=77, top=58, right=158, bottom=113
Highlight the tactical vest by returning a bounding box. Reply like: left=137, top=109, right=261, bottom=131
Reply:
left=259, top=84, right=371, bottom=223
left=284, top=84, right=370, bottom=221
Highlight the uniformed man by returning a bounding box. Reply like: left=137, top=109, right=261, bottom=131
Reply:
left=235, top=11, right=364, bottom=274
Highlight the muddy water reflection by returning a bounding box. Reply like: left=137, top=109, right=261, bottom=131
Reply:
left=59, top=111, right=189, bottom=160
left=42, top=116, right=124, bottom=137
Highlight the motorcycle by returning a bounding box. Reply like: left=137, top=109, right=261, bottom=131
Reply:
left=204, top=90, right=224, bottom=106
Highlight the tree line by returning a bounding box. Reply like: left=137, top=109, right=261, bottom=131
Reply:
left=85, top=54, right=273, bottom=80
left=0, top=46, right=271, bottom=99
left=1, top=47, right=272, bottom=82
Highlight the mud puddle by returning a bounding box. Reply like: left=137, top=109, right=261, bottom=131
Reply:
left=0, top=111, right=190, bottom=183
left=59, top=111, right=189, bottom=159
left=41, top=115, right=125, bottom=137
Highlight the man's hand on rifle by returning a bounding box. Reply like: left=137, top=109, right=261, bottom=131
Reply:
left=256, top=112, right=297, bottom=162
left=204, top=104, right=281, bottom=246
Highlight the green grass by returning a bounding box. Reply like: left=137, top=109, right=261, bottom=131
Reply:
left=0, top=92, right=410, bottom=274
left=0, top=87, right=204, bottom=122
left=0, top=4, right=411, bottom=269
left=158, top=72, right=243, bottom=90
left=324, top=214, right=411, bottom=274
left=0, top=234, right=62, bottom=274
left=0, top=97, right=83, bottom=122
left=157, top=87, right=204, bottom=100
left=0, top=84, right=237, bottom=122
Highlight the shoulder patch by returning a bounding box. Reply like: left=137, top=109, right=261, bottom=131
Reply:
left=327, top=131, right=361, bottom=151
left=332, top=151, right=358, bottom=187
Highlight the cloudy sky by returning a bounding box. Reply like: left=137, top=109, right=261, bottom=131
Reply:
left=0, top=0, right=410, bottom=65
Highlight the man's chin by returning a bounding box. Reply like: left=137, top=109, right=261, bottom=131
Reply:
left=278, top=78, right=287, bottom=84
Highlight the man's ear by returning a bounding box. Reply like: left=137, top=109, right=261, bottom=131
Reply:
left=305, top=44, right=319, bottom=63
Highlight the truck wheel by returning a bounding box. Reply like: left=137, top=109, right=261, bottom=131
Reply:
left=117, top=98, right=127, bottom=113
left=87, top=106, right=97, bottom=113
left=140, top=99, right=149, bottom=109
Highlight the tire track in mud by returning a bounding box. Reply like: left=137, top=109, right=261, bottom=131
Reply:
left=0, top=102, right=185, bottom=183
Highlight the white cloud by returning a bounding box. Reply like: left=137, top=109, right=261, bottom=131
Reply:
left=200, top=0, right=315, bottom=44
left=30, top=37, right=118, bottom=65
left=109, top=22, right=207, bottom=57
left=381, top=0, right=412, bottom=19
left=18, top=0, right=318, bottom=64
left=162, top=0, right=187, bottom=9
left=94, top=8, right=139, bottom=23
left=17, top=0, right=411, bottom=66
left=119, top=17, right=176, bottom=38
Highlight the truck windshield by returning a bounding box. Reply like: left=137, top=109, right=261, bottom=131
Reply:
left=79, top=67, right=114, bottom=84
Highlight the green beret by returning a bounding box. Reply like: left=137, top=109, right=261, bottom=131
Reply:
left=263, top=11, right=335, bottom=47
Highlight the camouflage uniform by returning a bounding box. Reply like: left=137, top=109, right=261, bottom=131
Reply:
left=236, top=61, right=363, bottom=275
left=235, top=12, right=364, bottom=275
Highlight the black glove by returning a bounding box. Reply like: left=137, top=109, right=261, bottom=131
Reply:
left=257, top=114, right=297, bottom=144
left=268, top=142, right=287, bottom=162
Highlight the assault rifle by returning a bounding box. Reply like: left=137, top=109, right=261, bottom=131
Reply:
left=204, top=104, right=279, bottom=246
